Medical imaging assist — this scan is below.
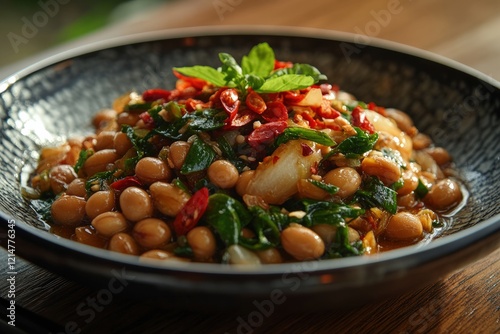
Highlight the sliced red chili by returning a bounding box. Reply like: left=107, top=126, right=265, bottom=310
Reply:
left=351, top=106, right=375, bottom=134
left=261, top=101, right=288, bottom=122
left=110, top=176, right=143, bottom=192
left=247, top=121, right=288, bottom=148
left=245, top=91, right=267, bottom=114
left=173, top=70, right=208, bottom=90
left=173, top=187, right=209, bottom=236
left=283, top=90, right=305, bottom=104
left=301, top=143, right=314, bottom=156
left=274, top=60, right=294, bottom=70
left=367, top=101, right=386, bottom=116
left=142, top=89, right=171, bottom=102
left=228, top=108, right=258, bottom=128
left=220, top=88, right=240, bottom=115
left=139, top=112, right=155, bottom=129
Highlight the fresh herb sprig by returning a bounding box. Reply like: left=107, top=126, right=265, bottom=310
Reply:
left=174, top=43, right=327, bottom=94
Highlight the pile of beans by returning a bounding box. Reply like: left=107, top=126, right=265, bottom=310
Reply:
left=28, top=88, right=465, bottom=265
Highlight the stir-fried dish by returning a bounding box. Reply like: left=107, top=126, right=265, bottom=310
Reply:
left=25, top=43, right=465, bottom=264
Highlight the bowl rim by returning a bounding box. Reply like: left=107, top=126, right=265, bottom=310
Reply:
left=1, top=25, right=499, bottom=91
left=1, top=25, right=499, bottom=276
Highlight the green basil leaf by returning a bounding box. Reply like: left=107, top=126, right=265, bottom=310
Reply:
left=219, top=52, right=243, bottom=80
left=180, top=135, right=216, bottom=174
left=174, top=65, right=227, bottom=87
left=271, top=63, right=327, bottom=83
left=205, top=193, right=250, bottom=245
left=241, top=42, right=275, bottom=78
left=274, top=127, right=336, bottom=148
left=245, top=74, right=266, bottom=90
left=256, top=74, right=314, bottom=93
left=354, top=176, right=397, bottom=214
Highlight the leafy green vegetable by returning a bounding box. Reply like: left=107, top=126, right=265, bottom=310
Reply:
left=180, top=135, right=217, bottom=175
left=174, top=42, right=327, bottom=94
left=216, top=136, right=247, bottom=172
left=205, top=193, right=251, bottom=245
left=122, top=125, right=154, bottom=164
left=124, top=102, right=152, bottom=112
left=152, top=107, right=227, bottom=141
left=183, top=108, right=227, bottom=131
left=239, top=206, right=285, bottom=250
left=241, top=42, right=275, bottom=78
left=173, top=66, right=226, bottom=87
left=354, top=176, right=397, bottom=214
left=174, top=245, right=194, bottom=258
left=415, top=179, right=429, bottom=198
left=271, top=63, right=327, bottom=83
left=85, top=170, right=115, bottom=194
left=329, top=127, right=378, bottom=159
left=381, top=148, right=406, bottom=169
left=257, top=74, right=315, bottom=93
left=307, top=179, right=339, bottom=195
left=274, top=127, right=336, bottom=148
left=73, top=149, right=93, bottom=174
left=300, top=199, right=365, bottom=227
left=326, top=224, right=364, bottom=258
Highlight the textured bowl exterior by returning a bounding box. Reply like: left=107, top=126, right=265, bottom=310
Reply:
left=1, top=28, right=499, bottom=311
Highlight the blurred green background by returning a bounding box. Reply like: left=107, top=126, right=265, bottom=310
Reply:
left=1, top=0, right=165, bottom=71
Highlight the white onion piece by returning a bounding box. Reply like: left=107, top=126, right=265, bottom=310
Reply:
left=295, top=88, right=322, bottom=107
left=245, top=140, right=322, bottom=204
left=364, top=109, right=413, bottom=161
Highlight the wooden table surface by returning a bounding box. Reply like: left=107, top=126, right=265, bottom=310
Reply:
left=1, top=0, right=499, bottom=333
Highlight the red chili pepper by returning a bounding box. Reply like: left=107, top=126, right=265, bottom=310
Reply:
left=245, top=91, right=267, bottom=114
left=261, top=101, right=288, bottom=122
left=142, top=89, right=172, bottom=102
left=351, top=106, right=375, bottom=134
left=247, top=121, right=288, bottom=148
left=283, top=90, right=305, bottom=104
left=301, top=143, right=314, bottom=156
left=220, top=88, right=240, bottom=115
left=274, top=60, right=294, bottom=70
left=173, top=70, right=208, bottom=90
left=110, top=176, right=143, bottom=192
left=173, top=187, right=209, bottom=236
left=367, top=101, right=386, bottom=116
left=139, top=112, right=154, bottom=129
left=228, top=108, right=258, bottom=128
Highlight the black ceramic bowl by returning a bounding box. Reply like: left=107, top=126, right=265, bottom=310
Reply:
left=1, top=27, right=499, bottom=312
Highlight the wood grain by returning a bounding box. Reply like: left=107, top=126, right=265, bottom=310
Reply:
left=1, top=248, right=498, bottom=333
